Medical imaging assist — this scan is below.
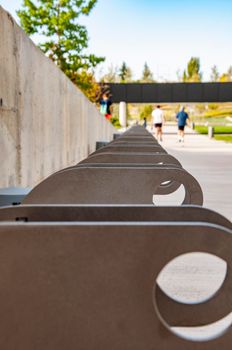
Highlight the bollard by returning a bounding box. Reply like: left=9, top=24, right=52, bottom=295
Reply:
left=96, top=141, right=109, bottom=151
left=208, top=126, right=214, bottom=138
left=113, top=133, right=121, bottom=140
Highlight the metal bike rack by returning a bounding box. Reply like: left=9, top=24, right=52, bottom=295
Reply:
left=0, top=125, right=231, bottom=349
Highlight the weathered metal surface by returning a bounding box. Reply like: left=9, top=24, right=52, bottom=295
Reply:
left=22, top=166, right=203, bottom=205
left=22, top=125, right=203, bottom=205
left=0, top=222, right=231, bottom=349
left=113, top=140, right=158, bottom=144
left=70, top=164, right=182, bottom=195
left=0, top=205, right=231, bottom=229
left=112, top=134, right=158, bottom=143
left=123, top=126, right=153, bottom=135
left=79, top=152, right=182, bottom=167
left=92, top=145, right=167, bottom=154
left=115, top=135, right=155, bottom=141
left=0, top=125, right=232, bottom=349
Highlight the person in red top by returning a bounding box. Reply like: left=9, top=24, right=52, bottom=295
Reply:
left=100, top=93, right=113, bottom=119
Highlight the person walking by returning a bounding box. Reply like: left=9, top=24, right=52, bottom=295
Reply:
left=143, top=117, right=147, bottom=128
left=100, top=92, right=113, bottom=119
left=176, top=106, right=190, bottom=142
left=151, top=105, right=165, bottom=142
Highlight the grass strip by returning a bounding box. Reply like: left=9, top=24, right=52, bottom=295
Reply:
left=214, top=135, right=232, bottom=143
left=195, top=126, right=232, bottom=134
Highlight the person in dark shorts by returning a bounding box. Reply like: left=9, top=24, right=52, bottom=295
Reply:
left=151, top=105, right=165, bottom=142
left=176, top=106, right=189, bottom=142
left=100, top=93, right=113, bottom=119
left=143, top=117, right=147, bottom=128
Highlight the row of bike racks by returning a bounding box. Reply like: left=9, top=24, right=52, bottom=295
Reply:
left=0, top=125, right=231, bottom=349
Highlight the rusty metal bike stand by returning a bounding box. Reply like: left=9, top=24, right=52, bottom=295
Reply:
left=69, top=164, right=185, bottom=195
left=0, top=125, right=231, bottom=349
left=0, top=204, right=230, bottom=229
left=92, top=144, right=168, bottom=155
left=22, top=166, right=203, bottom=205
left=0, top=221, right=231, bottom=349
left=79, top=152, right=182, bottom=167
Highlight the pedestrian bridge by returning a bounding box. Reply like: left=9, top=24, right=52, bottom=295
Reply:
left=105, top=82, right=232, bottom=103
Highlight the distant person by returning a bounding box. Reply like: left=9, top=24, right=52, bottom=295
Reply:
left=100, top=93, right=113, bottom=119
left=143, top=117, right=147, bottom=128
left=151, top=105, right=165, bottom=141
left=176, top=106, right=190, bottom=142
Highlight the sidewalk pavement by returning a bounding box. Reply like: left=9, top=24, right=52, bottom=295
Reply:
left=152, top=125, right=232, bottom=339
left=152, top=124, right=232, bottom=221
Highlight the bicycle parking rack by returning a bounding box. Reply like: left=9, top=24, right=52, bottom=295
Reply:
left=0, top=126, right=231, bottom=349
left=22, top=126, right=203, bottom=205
left=0, top=204, right=231, bottom=228
left=79, top=152, right=182, bottom=166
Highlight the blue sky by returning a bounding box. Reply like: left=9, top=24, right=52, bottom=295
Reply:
left=1, top=0, right=232, bottom=81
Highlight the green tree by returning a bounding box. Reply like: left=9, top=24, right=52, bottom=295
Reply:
left=17, top=0, right=105, bottom=101
left=139, top=104, right=153, bottom=121
left=141, top=62, right=154, bottom=82
left=74, top=70, right=101, bottom=102
left=182, top=70, right=188, bottom=82
left=210, top=65, right=219, bottom=82
left=118, top=61, right=133, bottom=82
left=220, top=66, right=232, bottom=82
left=187, top=57, right=201, bottom=81
left=182, top=57, right=202, bottom=82
left=219, top=66, right=232, bottom=82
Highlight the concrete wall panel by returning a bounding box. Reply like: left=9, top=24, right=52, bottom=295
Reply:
left=0, top=6, right=115, bottom=188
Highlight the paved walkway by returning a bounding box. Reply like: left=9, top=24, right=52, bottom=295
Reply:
left=114, top=125, right=231, bottom=337
left=153, top=124, right=232, bottom=221
left=152, top=125, right=232, bottom=339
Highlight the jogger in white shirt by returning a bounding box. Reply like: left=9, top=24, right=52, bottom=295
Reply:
left=151, top=105, right=165, bottom=142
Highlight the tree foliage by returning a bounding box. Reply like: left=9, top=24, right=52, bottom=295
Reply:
left=141, top=62, right=154, bottom=82
left=210, top=65, right=219, bottom=82
left=220, top=66, right=232, bottom=82
left=139, top=104, right=153, bottom=121
left=182, top=57, right=202, bottom=82
left=17, top=0, right=105, bottom=101
left=72, top=70, right=101, bottom=102
left=182, top=70, right=188, bottom=82
left=118, top=61, right=133, bottom=82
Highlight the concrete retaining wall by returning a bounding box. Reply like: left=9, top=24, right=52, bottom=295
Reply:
left=0, top=6, right=115, bottom=188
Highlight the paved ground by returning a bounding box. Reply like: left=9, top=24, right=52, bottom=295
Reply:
left=154, top=124, right=232, bottom=221
left=147, top=124, right=232, bottom=340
